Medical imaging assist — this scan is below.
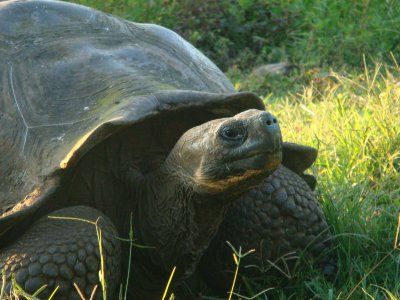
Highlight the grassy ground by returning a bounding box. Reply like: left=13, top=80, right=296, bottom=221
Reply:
left=261, top=62, right=400, bottom=299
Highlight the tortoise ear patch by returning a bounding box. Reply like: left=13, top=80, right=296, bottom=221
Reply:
left=282, top=142, right=318, bottom=174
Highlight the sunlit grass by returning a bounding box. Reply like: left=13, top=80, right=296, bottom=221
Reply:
left=258, top=61, right=400, bottom=299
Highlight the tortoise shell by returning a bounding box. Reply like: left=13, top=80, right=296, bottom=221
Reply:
left=0, top=0, right=264, bottom=235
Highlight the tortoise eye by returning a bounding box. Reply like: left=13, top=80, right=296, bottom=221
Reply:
left=220, top=126, right=245, bottom=141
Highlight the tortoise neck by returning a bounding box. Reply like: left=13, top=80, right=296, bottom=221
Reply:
left=131, top=164, right=228, bottom=291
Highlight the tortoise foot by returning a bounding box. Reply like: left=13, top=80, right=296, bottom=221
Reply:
left=0, top=206, right=121, bottom=300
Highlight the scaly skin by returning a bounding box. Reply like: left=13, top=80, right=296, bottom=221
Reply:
left=197, top=165, right=335, bottom=295
left=0, top=206, right=120, bottom=299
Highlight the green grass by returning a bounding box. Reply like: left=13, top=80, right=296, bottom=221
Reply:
left=255, top=61, right=400, bottom=299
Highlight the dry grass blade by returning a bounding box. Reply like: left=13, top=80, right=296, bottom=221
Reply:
left=161, top=266, right=176, bottom=300
left=1, top=270, right=6, bottom=300
left=123, top=213, right=134, bottom=300
left=74, top=283, right=87, bottom=300
left=228, top=252, right=239, bottom=300
left=231, top=287, right=275, bottom=300
left=89, top=285, right=98, bottom=300
left=394, top=211, right=400, bottom=249
left=226, top=241, right=255, bottom=300
left=48, top=216, right=96, bottom=225
left=11, top=275, right=41, bottom=300
left=370, top=284, right=399, bottom=300
left=345, top=233, right=400, bottom=298
left=48, top=215, right=107, bottom=300
left=95, top=218, right=107, bottom=300
left=48, top=286, right=60, bottom=300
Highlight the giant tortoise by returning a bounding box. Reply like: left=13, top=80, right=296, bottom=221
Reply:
left=0, top=0, right=334, bottom=299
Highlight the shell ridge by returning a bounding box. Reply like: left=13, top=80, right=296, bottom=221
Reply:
left=8, top=62, right=29, bottom=153
left=26, top=116, right=95, bottom=129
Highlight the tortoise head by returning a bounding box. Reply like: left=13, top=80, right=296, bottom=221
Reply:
left=166, top=109, right=282, bottom=197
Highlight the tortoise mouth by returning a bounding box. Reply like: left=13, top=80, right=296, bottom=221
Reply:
left=226, top=150, right=282, bottom=175
left=228, top=148, right=282, bottom=162
left=196, top=151, right=282, bottom=196
left=223, top=142, right=282, bottom=165
left=249, top=150, right=282, bottom=164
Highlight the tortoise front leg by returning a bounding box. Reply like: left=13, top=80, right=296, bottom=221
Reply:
left=0, top=206, right=121, bottom=300
left=197, top=165, right=336, bottom=295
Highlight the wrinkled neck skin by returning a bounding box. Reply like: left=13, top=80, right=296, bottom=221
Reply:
left=126, top=161, right=230, bottom=298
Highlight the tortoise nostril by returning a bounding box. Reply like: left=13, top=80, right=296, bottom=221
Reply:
left=259, top=112, right=279, bottom=132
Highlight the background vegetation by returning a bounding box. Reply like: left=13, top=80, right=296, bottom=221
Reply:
left=74, top=0, right=400, bottom=97
left=70, top=0, right=400, bottom=299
